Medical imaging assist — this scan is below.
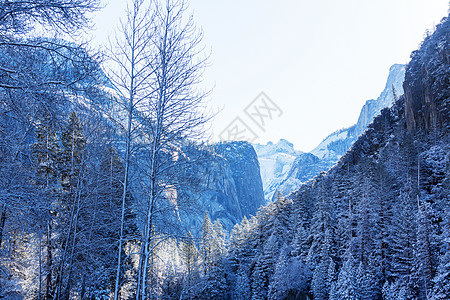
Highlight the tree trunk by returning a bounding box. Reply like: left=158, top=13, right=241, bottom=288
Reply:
left=0, top=203, right=6, bottom=248
left=46, top=221, right=53, bottom=299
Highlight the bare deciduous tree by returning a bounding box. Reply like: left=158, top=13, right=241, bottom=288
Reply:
left=108, top=0, right=210, bottom=298
left=137, top=0, right=209, bottom=297
left=0, top=0, right=100, bottom=36
left=106, top=0, right=155, bottom=298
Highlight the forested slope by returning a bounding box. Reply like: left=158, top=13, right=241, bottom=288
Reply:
left=220, top=15, right=449, bottom=300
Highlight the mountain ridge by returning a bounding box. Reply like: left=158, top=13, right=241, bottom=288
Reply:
left=255, top=63, right=406, bottom=201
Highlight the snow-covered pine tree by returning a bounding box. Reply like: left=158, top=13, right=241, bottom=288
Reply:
left=213, top=220, right=227, bottom=256
left=180, top=230, right=198, bottom=287
left=200, top=212, right=215, bottom=275
left=307, top=178, right=335, bottom=267
left=233, top=264, right=251, bottom=300
left=31, top=116, right=60, bottom=299
left=357, top=261, right=378, bottom=300
left=59, top=112, right=85, bottom=194
left=430, top=215, right=450, bottom=299
left=55, top=111, right=86, bottom=298
left=268, top=244, right=290, bottom=300
left=251, top=233, right=278, bottom=300
left=311, top=231, right=332, bottom=300
left=328, top=258, right=338, bottom=300
left=388, top=188, right=415, bottom=285
left=198, top=213, right=227, bottom=298
left=335, top=251, right=359, bottom=299
left=291, top=225, right=309, bottom=259
left=411, top=200, right=433, bottom=298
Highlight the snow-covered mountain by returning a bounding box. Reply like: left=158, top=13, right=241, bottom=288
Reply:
left=253, top=139, right=301, bottom=201
left=257, top=64, right=406, bottom=201
left=311, top=64, right=406, bottom=160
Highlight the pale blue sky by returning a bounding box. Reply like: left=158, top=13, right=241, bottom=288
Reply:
left=90, top=0, right=449, bottom=152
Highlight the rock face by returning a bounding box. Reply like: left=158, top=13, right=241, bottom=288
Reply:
left=179, top=141, right=265, bottom=235
left=354, top=64, right=406, bottom=135
left=212, top=141, right=265, bottom=225
left=403, top=22, right=450, bottom=132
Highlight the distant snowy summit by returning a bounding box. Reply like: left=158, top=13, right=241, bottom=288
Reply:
left=254, top=64, right=406, bottom=201
left=253, top=138, right=334, bottom=202
left=253, top=139, right=300, bottom=157
left=253, top=139, right=301, bottom=201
